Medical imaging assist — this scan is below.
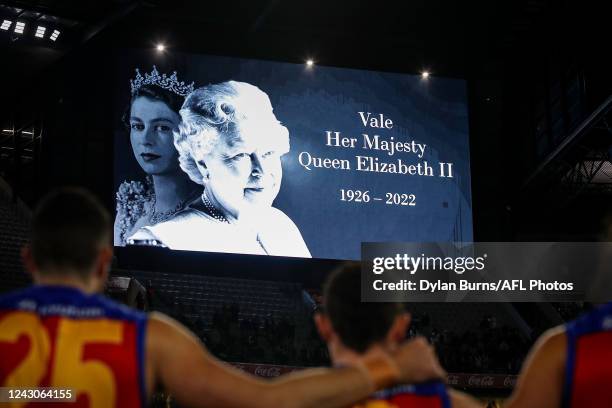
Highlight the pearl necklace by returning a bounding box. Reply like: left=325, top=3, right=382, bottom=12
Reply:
left=200, top=191, right=267, bottom=253
left=201, top=192, right=230, bottom=224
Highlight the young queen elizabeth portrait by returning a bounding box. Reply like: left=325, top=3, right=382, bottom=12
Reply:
left=128, top=80, right=312, bottom=258
left=114, top=66, right=199, bottom=246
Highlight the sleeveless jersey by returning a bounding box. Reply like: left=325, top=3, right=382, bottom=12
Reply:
left=563, top=302, right=612, bottom=408
left=0, top=285, right=147, bottom=408
left=355, top=381, right=451, bottom=408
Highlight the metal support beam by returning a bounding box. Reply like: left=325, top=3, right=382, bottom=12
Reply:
left=522, top=94, right=612, bottom=189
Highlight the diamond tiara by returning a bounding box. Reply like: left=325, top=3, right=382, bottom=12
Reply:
left=130, top=65, right=195, bottom=97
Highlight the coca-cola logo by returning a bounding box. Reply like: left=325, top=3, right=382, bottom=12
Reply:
left=467, top=375, right=495, bottom=387
left=254, top=366, right=282, bottom=377
left=503, top=376, right=517, bottom=388
left=468, top=375, right=481, bottom=386
left=447, top=375, right=460, bottom=385
left=481, top=376, right=494, bottom=387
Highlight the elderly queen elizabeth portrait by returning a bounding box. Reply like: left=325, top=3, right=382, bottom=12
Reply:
left=127, top=80, right=311, bottom=258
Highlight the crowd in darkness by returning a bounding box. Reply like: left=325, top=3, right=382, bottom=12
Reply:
left=553, top=302, right=592, bottom=322
left=428, top=322, right=528, bottom=374
left=199, top=303, right=530, bottom=374
left=204, top=303, right=329, bottom=367
left=144, top=288, right=590, bottom=374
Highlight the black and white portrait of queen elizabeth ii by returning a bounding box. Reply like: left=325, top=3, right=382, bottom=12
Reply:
left=127, top=80, right=311, bottom=258
left=114, top=66, right=199, bottom=246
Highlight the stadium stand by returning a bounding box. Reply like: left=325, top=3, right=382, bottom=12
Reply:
left=110, top=269, right=327, bottom=366
left=0, top=176, right=32, bottom=292
left=0, top=175, right=595, bottom=380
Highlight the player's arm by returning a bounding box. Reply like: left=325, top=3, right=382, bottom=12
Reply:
left=503, top=327, right=566, bottom=408
left=146, top=312, right=445, bottom=408
left=448, top=389, right=485, bottom=408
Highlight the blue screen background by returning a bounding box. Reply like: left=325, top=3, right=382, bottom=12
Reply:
left=114, top=51, right=473, bottom=260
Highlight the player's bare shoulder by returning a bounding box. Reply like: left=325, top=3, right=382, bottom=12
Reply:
left=534, top=326, right=567, bottom=366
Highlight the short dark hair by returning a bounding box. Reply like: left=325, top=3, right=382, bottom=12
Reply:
left=322, top=262, right=404, bottom=353
left=30, top=188, right=111, bottom=275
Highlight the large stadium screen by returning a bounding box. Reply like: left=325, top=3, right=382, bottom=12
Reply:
left=114, top=51, right=472, bottom=260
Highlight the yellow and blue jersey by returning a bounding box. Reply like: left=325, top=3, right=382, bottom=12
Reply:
left=356, top=381, right=451, bottom=408
left=563, top=302, right=612, bottom=408
left=0, top=285, right=147, bottom=408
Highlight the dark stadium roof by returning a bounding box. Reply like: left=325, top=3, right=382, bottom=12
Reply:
left=0, top=0, right=604, bottom=82
left=0, top=0, right=610, bottom=241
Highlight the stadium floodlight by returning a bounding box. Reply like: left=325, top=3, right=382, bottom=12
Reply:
left=1, top=20, right=11, bottom=31
left=35, top=26, right=46, bottom=38
left=14, top=21, right=25, bottom=34
left=49, top=29, right=60, bottom=41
